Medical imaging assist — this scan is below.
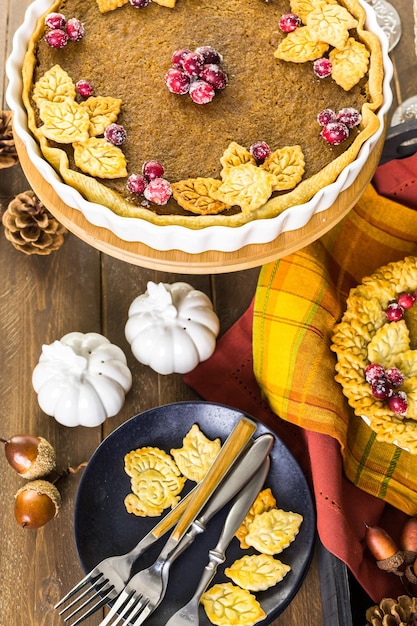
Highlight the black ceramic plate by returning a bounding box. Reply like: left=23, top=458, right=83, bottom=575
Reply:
left=74, top=402, right=315, bottom=625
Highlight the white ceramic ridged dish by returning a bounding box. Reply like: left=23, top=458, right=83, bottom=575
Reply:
left=6, top=0, right=393, bottom=254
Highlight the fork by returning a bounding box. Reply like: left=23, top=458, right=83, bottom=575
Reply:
left=98, top=416, right=257, bottom=626
left=165, top=457, right=270, bottom=626
left=55, top=487, right=195, bottom=625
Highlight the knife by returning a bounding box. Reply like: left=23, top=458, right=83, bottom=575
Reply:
left=165, top=457, right=271, bottom=626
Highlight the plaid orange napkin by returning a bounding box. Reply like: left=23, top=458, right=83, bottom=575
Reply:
left=185, top=158, right=417, bottom=602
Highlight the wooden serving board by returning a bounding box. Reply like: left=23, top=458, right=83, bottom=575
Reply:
left=15, top=132, right=384, bottom=274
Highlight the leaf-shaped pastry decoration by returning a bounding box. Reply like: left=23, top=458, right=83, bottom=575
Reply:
left=307, top=5, right=358, bottom=49
left=212, top=163, right=275, bottom=214
left=367, top=321, right=411, bottom=370
left=39, top=100, right=90, bottom=144
left=171, top=178, right=231, bottom=215
left=96, top=0, right=128, bottom=13
left=220, top=141, right=256, bottom=176
left=245, top=508, right=303, bottom=555
left=261, top=145, right=305, bottom=191
left=73, top=137, right=128, bottom=178
left=290, top=0, right=338, bottom=23
left=329, top=38, right=370, bottom=90
left=170, top=424, right=221, bottom=481
left=201, top=583, right=266, bottom=626
left=225, top=554, right=291, bottom=591
left=274, top=27, right=329, bottom=63
left=33, top=64, right=76, bottom=107
left=79, top=96, right=123, bottom=137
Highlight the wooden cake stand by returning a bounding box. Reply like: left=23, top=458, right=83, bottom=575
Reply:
left=15, top=132, right=384, bottom=274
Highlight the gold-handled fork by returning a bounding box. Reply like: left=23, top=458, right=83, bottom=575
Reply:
left=97, top=416, right=257, bottom=626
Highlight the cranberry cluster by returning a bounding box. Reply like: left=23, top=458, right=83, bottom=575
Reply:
left=317, top=107, right=362, bottom=146
left=386, top=291, right=417, bottom=321
left=44, top=12, right=84, bottom=48
left=126, top=161, right=172, bottom=206
left=365, top=363, right=408, bottom=416
left=164, top=46, right=228, bottom=105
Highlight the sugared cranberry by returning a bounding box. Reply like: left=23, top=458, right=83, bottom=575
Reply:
left=321, top=121, right=349, bottom=145
left=371, top=378, right=393, bottom=400
left=386, top=301, right=404, bottom=321
left=279, top=13, right=302, bottom=32
left=364, top=363, right=386, bottom=384
left=388, top=391, right=408, bottom=416
left=250, top=141, right=271, bottom=163
left=189, top=80, right=215, bottom=104
left=142, top=160, right=164, bottom=181
left=181, top=51, right=205, bottom=77
left=143, top=178, right=172, bottom=205
left=129, top=0, right=150, bottom=6
left=164, top=67, right=191, bottom=95
left=45, top=12, right=66, bottom=30
left=104, top=123, right=127, bottom=146
left=195, top=45, right=223, bottom=65
left=336, top=107, right=362, bottom=128
left=65, top=17, right=84, bottom=41
left=385, top=367, right=405, bottom=388
left=313, top=58, right=332, bottom=78
left=45, top=29, right=68, bottom=48
left=317, top=108, right=336, bottom=126
left=171, top=48, right=192, bottom=68
left=200, top=64, right=228, bottom=90
left=127, top=174, right=147, bottom=195
left=397, top=292, right=415, bottom=309
left=76, top=80, right=94, bottom=97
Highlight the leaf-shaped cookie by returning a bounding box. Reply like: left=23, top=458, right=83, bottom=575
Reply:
left=170, top=423, right=221, bottom=482
left=367, top=321, right=411, bottom=370
left=274, top=26, right=329, bottom=63
left=73, top=137, right=128, bottom=178
left=39, top=100, right=90, bottom=144
left=212, top=163, right=275, bottom=214
left=307, top=5, right=358, bottom=49
left=329, top=38, right=370, bottom=90
left=79, top=96, right=123, bottom=137
left=290, top=0, right=338, bottom=24
left=220, top=141, right=256, bottom=175
left=201, top=583, right=266, bottom=626
left=261, top=145, right=305, bottom=191
left=33, top=64, right=76, bottom=107
left=245, top=508, right=303, bottom=555
left=171, top=178, right=230, bottom=215
left=235, top=488, right=277, bottom=549
left=225, top=554, right=291, bottom=591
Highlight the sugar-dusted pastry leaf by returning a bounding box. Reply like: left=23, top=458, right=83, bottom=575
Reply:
left=96, top=0, right=128, bottom=13
left=213, top=163, right=274, bottom=214
left=79, top=96, right=123, bottom=137
left=235, top=488, right=277, bottom=549
left=220, top=141, right=256, bottom=174
left=395, top=351, right=417, bottom=380
left=261, top=145, right=305, bottom=191
left=245, top=508, right=303, bottom=555
left=367, top=321, right=411, bottom=369
left=201, top=582, right=266, bottom=626
left=307, top=4, right=358, bottom=49
left=171, top=178, right=231, bottom=215
left=170, top=423, right=221, bottom=482
left=39, top=100, right=90, bottom=144
left=73, top=137, right=128, bottom=178
left=225, top=554, right=291, bottom=591
left=33, top=64, right=76, bottom=107
left=274, top=26, right=329, bottom=63
left=290, top=0, right=338, bottom=24
left=329, top=38, right=370, bottom=91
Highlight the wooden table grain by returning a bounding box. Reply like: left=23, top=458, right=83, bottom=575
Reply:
left=1, top=1, right=415, bottom=625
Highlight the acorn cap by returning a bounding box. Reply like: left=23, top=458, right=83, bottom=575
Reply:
left=19, top=437, right=56, bottom=480
left=376, top=551, right=404, bottom=574
left=15, top=479, right=61, bottom=516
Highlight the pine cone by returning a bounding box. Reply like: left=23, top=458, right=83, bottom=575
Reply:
left=0, top=111, right=18, bottom=169
left=2, top=190, right=67, bottom=255
left=365, top=595, right=417, bottom=625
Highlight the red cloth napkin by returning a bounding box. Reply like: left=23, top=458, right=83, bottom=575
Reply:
left=184, top=153, right=417, bottom=604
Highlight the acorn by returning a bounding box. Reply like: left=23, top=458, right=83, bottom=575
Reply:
left=1, top=434, right=56, bottom=479
left=400, top=517, right=417, bottom=563
left=14, top=480, right=61, bottom=529
left=363, top=522, right=404, bottom=573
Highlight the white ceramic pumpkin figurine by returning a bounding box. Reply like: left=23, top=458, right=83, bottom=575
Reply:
left=32, top=332, right=132, bottom=427
left=125, top=281, right=220, bottom=375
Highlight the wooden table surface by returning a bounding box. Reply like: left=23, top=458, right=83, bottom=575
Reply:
left=1, top=1, right=415, bottom=625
